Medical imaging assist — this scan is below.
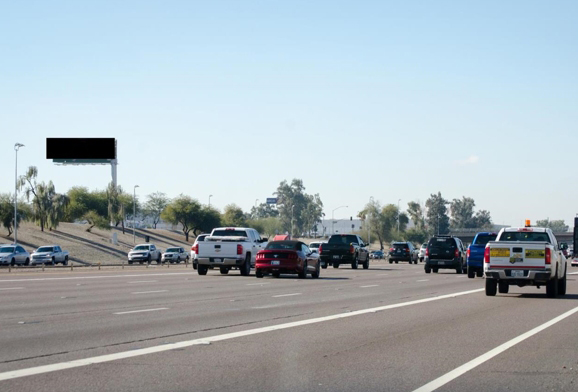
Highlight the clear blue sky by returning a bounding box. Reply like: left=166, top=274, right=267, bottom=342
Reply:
left=1, top=0, right=577, bottom=227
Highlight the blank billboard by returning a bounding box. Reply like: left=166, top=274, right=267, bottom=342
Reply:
left=46, top=138, right=116, bottom=160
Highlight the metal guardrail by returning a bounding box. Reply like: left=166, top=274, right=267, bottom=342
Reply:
left=0, top=259, right=192, bottom=273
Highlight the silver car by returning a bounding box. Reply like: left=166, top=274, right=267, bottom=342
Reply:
left=0, top=245, right=31, bottom=266
left=162, top=247, right=189, bottom=263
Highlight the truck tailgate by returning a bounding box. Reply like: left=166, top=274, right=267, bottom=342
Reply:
left=198, top=242, right=239, bottom=258
left=468, top=244, right=485, bottom=262
left=487, top=242, right=549, bottom=269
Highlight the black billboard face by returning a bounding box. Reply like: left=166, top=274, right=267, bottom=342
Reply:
left=46, top=138, right=116, bottom=160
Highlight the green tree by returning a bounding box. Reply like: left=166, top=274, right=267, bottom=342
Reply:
left=425, top=192, right=450, bottom=235
left=249, top=203, right=279, bottom=219
left=222, top=204, right=248, bottom=227
left=0, top=194, right=26, bottom=236
left=274, top=179, right=323, bottom=237
left=536, top=219, right=569, bottom=232
left=161, top=195, right=202, bottom=241
left=18, top=167, right=69, bottom=232
left=403, top=227, right=429, bottom=244
left=449, top=197, right=476, bottom=229
left=192, top=206, right=222, bottom=236
left=407, top=201, right=425, bottom=230
left=143, top=192, right=170, bottom=229
left=82, top=210, right=110, bottom=233
left=473, top=210, right=493, bottom=229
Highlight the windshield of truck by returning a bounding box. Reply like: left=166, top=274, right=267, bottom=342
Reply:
left=0, top=247, right=15, bottom=253
left=36, top=247, right=54, bottom=253
left=266, top=241, right=300, bottom=250
left=212, top=230, right=248, bottom=237
left=165, top=248, right=180, bottom=253
left=473, top=234, right=497, bottom=246
left=498, top=231, right=551, bottom=243
left=328, top=235, right=358, bottom=245
left=428, top=238, right=456, bottom=252
left=133, top=245, right=149, bottom=251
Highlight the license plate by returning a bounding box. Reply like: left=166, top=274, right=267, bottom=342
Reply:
left=490, top=248, right=510, bottom=257
left=271, top=260, right=280, bottom=266
left=333, top=255, right=340, bottom=259
left=511, top=270, right=524, bottom=278
left=214, top=258, right=222, bottom=262
left=438, top=261, right=445, bottom=265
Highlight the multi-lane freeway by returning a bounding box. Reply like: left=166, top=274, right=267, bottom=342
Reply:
left=1, top=262, right=577, bottom=392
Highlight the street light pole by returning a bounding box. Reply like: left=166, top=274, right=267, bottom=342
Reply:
left=209, top=194, right=213, bottom=208
left=14, top=143, right=24, bottom=245
left=368, top=196, right=374, bottom=247
left=397, top=199, right=401, bottom=235
left=133, top=185, right=139, bottom=245
left=332, top=205, right=348, bottom=235
left=291, top=205, right=295, bottom=238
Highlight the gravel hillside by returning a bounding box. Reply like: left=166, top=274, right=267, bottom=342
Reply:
left=0, top=222, right=192, bottom=265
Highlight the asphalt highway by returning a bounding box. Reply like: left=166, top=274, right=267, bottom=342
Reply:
left=1, top=261, right=578, bottom=392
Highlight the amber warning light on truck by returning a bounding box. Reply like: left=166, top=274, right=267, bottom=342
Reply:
left=525, top=220, right=531, bottom=227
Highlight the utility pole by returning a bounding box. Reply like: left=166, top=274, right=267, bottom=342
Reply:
left=133, top=185, right=139, bottom=245
left=14, top=143, right=24, bottom=245
left=397, top=199, right=401, bottom=235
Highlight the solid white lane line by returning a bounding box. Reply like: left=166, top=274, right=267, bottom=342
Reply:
left=131, top=290, right=168, bottom=295
left=360, top=285, right=379, bottom=288
left=417, top=279, right=429, bottom=282
left=247, top=283, right=271, bottom=286
left=569, top=272, right=578, bottom=275
left=413, top=305, right=578, bottom=392
left=0, top=288, right=483, bottom=382
left=272, top=293, right=302, bottom=298
left=0, top=287, right=24, bottom=290
left=0, top=272, right=196, bottom=283
left=128, top=281, right=157, bottom=284
left=114, top=308, right=169, bottom=315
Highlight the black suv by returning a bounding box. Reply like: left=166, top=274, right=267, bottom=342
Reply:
left=388, top=242, right=417, bottom=264
left=424, top=235, right=466, bottom=274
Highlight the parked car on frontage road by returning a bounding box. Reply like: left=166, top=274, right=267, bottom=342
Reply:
left=255, top=240, right=320, bottom=279
left=162, top=247, right=189, bottom=263
left=0, top=245, right=30, bottom=266
left=128, top=244, right=161, bottom=264
left=31, top=245, right=69, bottom=266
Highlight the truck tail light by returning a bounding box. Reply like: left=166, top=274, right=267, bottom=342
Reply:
left=390, top=247, right=394, bottom=253
left=484, top=247, right=490, bottom=263
left=237, top=244, right=243, bottom=255
left=466, top=248, right=470, bottom=258
left=192, top=244, right=198, bottom=254
left=545, top=248, right=551, bottom=264
left=318, top=244, right=323, bottom=253
left=425, top=248, right=429, bottom=257
left=350, top=245, right=355, bottom=254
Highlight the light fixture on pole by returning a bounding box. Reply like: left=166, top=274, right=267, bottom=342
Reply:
left=133, top=185, right=139, bottom=245
left=209, top=194, right=213, bottom=208
left=14, top=143, right=24, bottom=245
left=332, top=205, right=348, bottom=235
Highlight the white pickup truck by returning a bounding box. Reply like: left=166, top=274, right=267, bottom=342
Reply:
left=30, top=245, right=69, bottom=266
left=195, top=227, right=268, bottom=276
left=484, top=226, right=567, bottom=298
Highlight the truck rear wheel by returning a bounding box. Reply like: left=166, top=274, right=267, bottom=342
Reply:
left=467, top=267, right=475, bottom=279
left=558, top=269, right=567, bottom=296
left=498, top=281, right=509, bottom=294
left=476, top=270, right=483, bottom=278
left=546, top=276, right=558, bottom=298
left=425, top=267, right=431, bottom=274
left=333, top=263, right=339, bottom=269
left=351, top=256, right=358, bottom=269
left=485, top=278, right=497, bottom=296
left=240, top=255, right=251, bottom=276
left=198, top=265, right=208, bottom=275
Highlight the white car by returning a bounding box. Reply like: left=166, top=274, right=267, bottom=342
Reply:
left=308, top=241, right=325, bottom=254
left=418, top=243, right=427, bottom=262
left=162, top=247, right=189, bottom=263
left=128, top=244, right=161, bottom=264
left=191, top=234, right=210, bottom=270
left=0, top=245, right=30, bottom=266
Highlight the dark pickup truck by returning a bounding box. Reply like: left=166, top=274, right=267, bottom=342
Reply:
left=319, top=234, right=370, bottom=270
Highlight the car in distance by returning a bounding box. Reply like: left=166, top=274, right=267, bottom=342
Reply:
left=417, top=243, right=427, bottom=262
left=128, top=244, right=161, bottom=264
left=0, top=245, right=30, bottom=266
left=424, top=236, right=466, bottom=274
left=466, top=232, right=497, bottom=278
left=370, top=250, right=385, bottom=259
left=255, top=240, right=320, bottom=279
left=191, top=234, right=209, bottom=270
left=31, top=245, right=69, bottom=266
left=388, top=242, right=417, bottom=264
left=308, top=241, right=324, bottom=254
left=319, top=234, right=370, bottom=269
left=162, top=247, right=189, bottom=263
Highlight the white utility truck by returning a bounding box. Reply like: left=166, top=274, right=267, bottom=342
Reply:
left=195, top=227, right=268, bottom=276
left=484, top=223, right=567, bottom=298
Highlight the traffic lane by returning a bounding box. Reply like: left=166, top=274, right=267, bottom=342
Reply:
left=438, top=295, right=578, bottom=392
left=0, top=273, right=486, bottom=371
left=3, top=282, right=578, bottom=392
